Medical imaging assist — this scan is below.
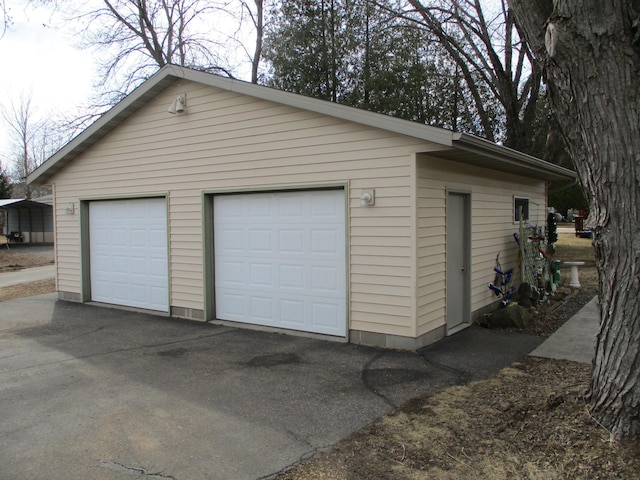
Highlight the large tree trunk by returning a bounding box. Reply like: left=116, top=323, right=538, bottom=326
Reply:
left=508, top=0, right=640, bottom=440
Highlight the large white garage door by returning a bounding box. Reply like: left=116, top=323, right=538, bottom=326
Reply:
left=214, top=190, right=346, bottom=336
left=89, top=198, right=168, bottom=311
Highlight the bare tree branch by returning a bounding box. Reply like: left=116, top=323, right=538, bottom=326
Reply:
left=66, top=0, right=236, bottom=105
left=394, top=0, right=542, bottom=151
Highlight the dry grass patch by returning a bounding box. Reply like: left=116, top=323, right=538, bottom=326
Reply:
left=0, top=247, right=55, bottom=272
left=0, top=278, right=56, bottom=302
left=280, top=358, right=640, bottom=480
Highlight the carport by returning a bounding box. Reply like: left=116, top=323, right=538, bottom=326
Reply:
left=0, top=199, right=53, bottom=244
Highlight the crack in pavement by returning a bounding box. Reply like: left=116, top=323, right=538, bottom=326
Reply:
left=54, top=326, right=107, bottom=344
left=97, top=460, right=178, bottom=479
left=0, top=352, right=28, bottom=361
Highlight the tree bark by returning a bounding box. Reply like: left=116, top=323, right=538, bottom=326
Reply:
left=508, top=0, right=640, bottom=440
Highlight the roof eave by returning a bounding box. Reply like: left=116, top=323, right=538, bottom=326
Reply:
left=441, top=133, right=577, bottom=182
left=28, top=65, right=574, bottom=186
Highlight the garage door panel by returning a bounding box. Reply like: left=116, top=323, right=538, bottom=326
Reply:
left=219, top=228, right=245, bottom=251
left=313, top=302, right=343, bottom=328
left=251, top=296, right=273, bottom=321
left=218, top=291, right=246, bottom=319
left=249, top=229, right=271, bottom=252
left=279, top=263, right=304, bottom=290
left=89, top=198, right=168, bottom=312
left=279, top=229, right=304, bottom=255
left=249, top=263, right=273, bottom=288
left=311, top=265, right=341, bottom=293
left=218, top=260, right=245, bottom=286
left=311, top=228, right=341, bottom=255
left=214, top=190, right=346, bottom=336
left=280, top=299, right=305, bottom=326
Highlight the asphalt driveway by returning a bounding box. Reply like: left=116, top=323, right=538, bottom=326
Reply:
left=0, top=294, right=542, bottom=480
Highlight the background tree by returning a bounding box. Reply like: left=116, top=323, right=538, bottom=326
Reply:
left=237, top=0, right=265, bottom=83
left=0, top=161, right=11, bottom=198
left=263, top=0, right=497, bottom=131
left=263, top=0, right=347, bottom=102
left=0, top=161, right=10, bottom=239
left=69, top=0, right=236, bottom=104
left=1, top=94, right=58, bottom=198
left=264, top=0, right=553, bottom=152
left=398, top=0, right=542, bottom=152
left=1, top=94, right=39, bottom=199
left=508, top=0, right=640, bottom=440
left=1, top=0, right=10, bottom=38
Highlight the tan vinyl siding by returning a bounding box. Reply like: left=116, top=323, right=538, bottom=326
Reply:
left=416, top=154, right=546, bottom=336
left=50, top=79, right=434, bottom=337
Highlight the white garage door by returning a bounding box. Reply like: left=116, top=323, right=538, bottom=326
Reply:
left=89, top=198, right=168, bottom=311
left=214, top=190, right=346, bottom=336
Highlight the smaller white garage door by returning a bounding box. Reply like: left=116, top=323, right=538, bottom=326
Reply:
left=89, top=198, right=168, bottom=311
left=214, top=190, right=346, bottom=336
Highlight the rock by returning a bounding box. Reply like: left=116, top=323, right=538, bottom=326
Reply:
left=481, top=304, right=533, bottom=329
left=515, top=282, right=533, bottom=307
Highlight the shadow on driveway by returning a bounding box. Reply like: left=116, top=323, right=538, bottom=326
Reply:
left=0, top=298, right=543, bottom=480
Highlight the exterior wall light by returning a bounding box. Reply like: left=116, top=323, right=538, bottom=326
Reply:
left=168, top=94, right=187, bottom=114
left=360, top=190, right=375, bottom=207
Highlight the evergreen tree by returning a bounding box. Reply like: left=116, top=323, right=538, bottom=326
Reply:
left=262, top=0, right=497, bottom=133
left=0, top=162, right=11, bottom=199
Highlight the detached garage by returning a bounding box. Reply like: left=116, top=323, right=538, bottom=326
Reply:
left=28, top=65, right=574, bottom=349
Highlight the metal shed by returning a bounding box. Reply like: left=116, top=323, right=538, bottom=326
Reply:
left=0, top=199, right=54, bottom=244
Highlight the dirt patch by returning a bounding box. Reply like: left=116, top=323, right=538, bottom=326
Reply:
left=0, top=278, right=56, bottom=302
left=280, top=357, right=639, bottom=479
left=0, top=245, right=55, bottom=272
left=0, top=245, right=56, bottom=302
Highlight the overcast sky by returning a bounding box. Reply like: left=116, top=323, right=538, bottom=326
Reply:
left=0, top=1, right=95, bottom=158
left=0, top=1, right=258, bottom=170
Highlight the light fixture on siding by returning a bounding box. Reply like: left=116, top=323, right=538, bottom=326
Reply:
left=360, top=190, right=375, bottom=207
left=64, top=203, right=75, bottom=215
left=168, top=94, right=187, bottom=114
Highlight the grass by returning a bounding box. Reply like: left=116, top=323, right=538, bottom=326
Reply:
left=554, top=233, right=597, bottom=287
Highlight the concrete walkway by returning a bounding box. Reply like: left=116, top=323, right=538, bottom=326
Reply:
left=530, top=295, right=599, bottom=364
left=0, top=264, right=55, bottom=288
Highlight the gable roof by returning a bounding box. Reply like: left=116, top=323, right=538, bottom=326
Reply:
left=0, top=198, right=51, bottom=209
left=28, top=65, right=575, bottom=185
